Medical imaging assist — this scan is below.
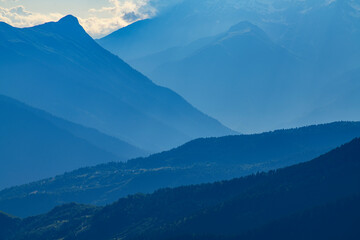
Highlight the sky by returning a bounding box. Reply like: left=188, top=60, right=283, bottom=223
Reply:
left=0, top=0, right=176, bottom=37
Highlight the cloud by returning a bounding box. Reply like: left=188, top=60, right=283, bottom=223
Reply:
left=84, top=0, right=157, bottom=37
left=0, top=0, right=164, bottom=37
left=0, top=5, right=63, bottom=28
left=89, top=0, right=153, bottom=15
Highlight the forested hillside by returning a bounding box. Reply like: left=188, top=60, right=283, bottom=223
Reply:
left=2, top=138, right=360, bottom=239
left=1, top=121, right=359, bottom=217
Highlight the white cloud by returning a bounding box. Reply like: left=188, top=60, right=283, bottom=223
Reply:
left=84, top=0, right=156, bottom=37
left=0, top=5, right=63, bottom=28
left=0, top=0, right=160, bottom=37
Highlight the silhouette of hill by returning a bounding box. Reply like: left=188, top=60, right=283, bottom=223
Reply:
left=2, top=137, right=360, bottom=239
left=99, top=0, right=360, bottom=133
left=1, top=121, right=359, bottom=217
left=0, top=212, right=19, bottom=240
left=279, top=0, right=360, bottom=76
left=236, top=194, right=360, bottom=240
left=0, top=15, right=233, bottom=152
left=147, top=21, right=306, bottom=132
left=97, top=0, right=255, bottom=61
left=0, top=95, right=146, bottom=189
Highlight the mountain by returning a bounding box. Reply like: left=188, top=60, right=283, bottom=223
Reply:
left=147, top=21, right=307, bottom=132
left=99, top=0, right=360, bottom=67
left=279, top=0, right=360, bottom=76
left=128, top=34, right=217, bottom=76
left=0, top=15, right=233, bottom=152
left=2, top=137, right=360, bottom=240
left=0, top=94, right=147, bottom=189
left=99, top=0, right=360, bottom=133
left=292, top=67, right=360, bottom=126
left=97, top=0, right=309, bottom=61
left=97, top=0, right=258, bottom=61
left=0, top=212, right=19, bottom=240
left=235, top=194, right=360, bottom=240
left=1, top=121, right=360, bottom=217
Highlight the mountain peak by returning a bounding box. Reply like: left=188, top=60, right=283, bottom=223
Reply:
left=228, top=21, right=260, bottom=34
left=38, top=14, right=89, bottom=39
left=226, top=21, right=269, bottom=41
left=57, top=15, right=80, bottom=25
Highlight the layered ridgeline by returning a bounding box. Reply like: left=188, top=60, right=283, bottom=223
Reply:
left=97, top=0, right=313, bottom=60
left=0, top=95, right=147, bottom=189
left=1, top=122, right=360, bottom=217
left=99, top=0, right=360, bottom=133
left=143, top=22, right=307, bottom=132
left=0, top=15, right=233, bottom=152
left=2, top=138, right=360, bottom=240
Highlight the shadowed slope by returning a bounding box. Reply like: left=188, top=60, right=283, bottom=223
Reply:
left=3, top=138, right=360, bottom=239
left=0, top=95, right=145, bottom=189
left=1, top=121, right=359, bottom=217
left=0, top=15, right=233, bottom=152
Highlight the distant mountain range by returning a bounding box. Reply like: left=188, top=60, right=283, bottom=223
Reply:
left=1, top=121, right=359, bottom=217
left=0, top=1, right=359, bottom=239
left=2, top=137, right=360, bottom=239
left=98, top=0, right=360, bottom=133
left=0, top=95, right=147, bottom=189
left=140, top=21, right=307, bottom=132
left=0, top=15, right=233, bottom=153
left=97, top=0, right=280, bottom=60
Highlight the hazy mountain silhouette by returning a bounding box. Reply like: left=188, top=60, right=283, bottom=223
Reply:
left=0, top=15, right=233, bottom=152
left=235, top=194, right=360, bottom=240
left=0, top=95, right=147, bottom=189
left=99, top=0, right=360, bottom=133
left=279, top=0, right=360, bottom=77
left=97, top=0, right=344, bottom=60
left=1, top=121, right=359, bottom=217
left=148, top=21, right=307, bottom=132
left=97, top=0, right=259, bottom=61
left=2, top=137, right=360, bottom=240
left=291, top=67, right=360, bottom=126
left=0, top=211, right=19, bottom=240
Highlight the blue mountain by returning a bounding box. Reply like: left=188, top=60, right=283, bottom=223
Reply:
left=0, top=95, right=147, bottom=189
left=0, top=15, right=233, bottom=152
left=97, top=0, right=334, bottom=61
left=147, top=22, right=306, bottom=132
left=1, top=121, right=360, bottom=217
left=97, top=0, right=251, bottom=61
left=98, top=0, right=360, bottom=133
left=2, top=137, right=360, bottom=239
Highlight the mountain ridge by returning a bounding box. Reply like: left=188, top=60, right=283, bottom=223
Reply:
left=2, top=137, right=360, bottom=239
left=148, top=21, right=306, bottom=132
left=0, top=94, right=147, bottom=189
left=1, top=121, right=360, bottom=217
left=0, top=15, right=234, bottom=152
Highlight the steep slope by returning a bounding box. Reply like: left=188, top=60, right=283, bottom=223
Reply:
left=97, top=0, right=258, bottom=61
left=236, top=194, right=360, bottom=240
left=149, top=22, right=307, bottom=132
left=1, top=121, right=360, bottom=217
left=0, top=212, right=20, bottom=240
left=143, top=139, right=360, bottom=239
left=0, top=15, right=233, bottom=152
left=4, top=138, right=360, bottom=240
left=128, top=35, right=216, bottom=76
left=0, top=95, right=144, bottom=189
left=35, top=109, right=148, bottom=161
left=100, top=0, right=360, bottom=133
left=96, top=0, right=338, bottom=60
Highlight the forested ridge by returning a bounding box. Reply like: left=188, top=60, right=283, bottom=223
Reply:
left=2, top=138, right=360, bottom=239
